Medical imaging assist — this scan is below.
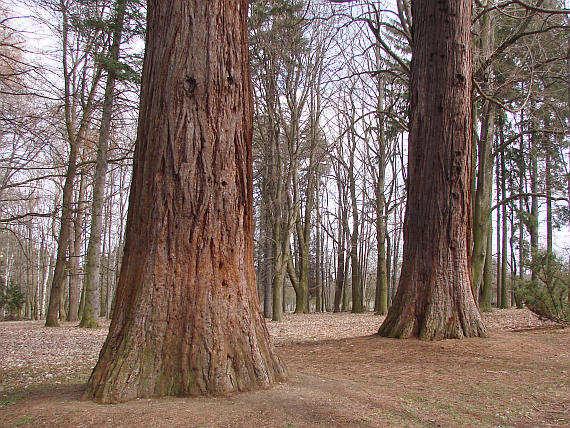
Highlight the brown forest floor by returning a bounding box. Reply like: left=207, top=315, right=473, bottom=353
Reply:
left=0, top=309, right=568, bottom=427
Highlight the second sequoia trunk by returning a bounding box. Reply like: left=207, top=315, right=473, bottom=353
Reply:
left=85, top=0, right=285, bottom=403
left=378, top=0, right=486, bottom=340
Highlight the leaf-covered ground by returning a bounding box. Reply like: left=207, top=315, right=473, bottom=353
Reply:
left=0, top=309, right=568, bottom=427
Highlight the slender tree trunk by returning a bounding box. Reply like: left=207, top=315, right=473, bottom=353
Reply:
left=85, top=0, right=285, bottom=403
left=315, top=193, right=323, bottom=313
left=68, top=170, right=86, bottom=322
left=46, top=1, right=102, bottom=326
left=81, top=0, right=126, bottom=329
left=104, top=178, right=114, bottom=318
left=349, top=163, right=363, bottom=313
left=293, top=164, right=314, bottom=314
left=509, top=205, right=517, bottom=306
left=333, top=177, right=346, bottom=312
left=391, top=207, right=400, bottom=303
left=378, top=0, right=486, bottom=339
left=45, top=144, right=77, bottom=327
left=471, top=0, right=495, bottom=300
left=333, top=232, right=344, bottom=312
left=566, top=20, right=570, bottom=309
left=342, top=248, right=350, bottom=311
left=472, top=103, right=495, bottom=298
left=496, top=142, right=502, bottom=307
left=385, top=233, right=392, bottom=307
left=517, top=111, right=525, bottom=308
left=98, top=195, right=109, bottom=318
left=261, top=208, right=273, bottom=318
left=529, top=112, right=539, bottom=282
left=500, top=139, right=508, bottom=309
left=480, top=220, right=493, bottom=311
left=373, top=66, right=388, bottom=316
left=271, top=215, right=288, bottom=322
left=546, top=147, right=553, bottom=256
left=25, top=222, right=34, bottom=319
left=60, top=272, right=68, bottom=321
left=374, top=202, right=387, bottom=315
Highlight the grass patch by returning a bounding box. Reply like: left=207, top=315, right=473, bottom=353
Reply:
left=0, top=392, right=23, bottom=407
left=14, top=415, right=35, bottom=426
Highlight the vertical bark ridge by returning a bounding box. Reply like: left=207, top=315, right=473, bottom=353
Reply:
left=378, top=0, right=486, bottom=340
left=85, top=0, right=285, bottom=403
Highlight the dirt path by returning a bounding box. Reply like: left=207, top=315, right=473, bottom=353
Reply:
left=0, top=309, right=568, bottom=427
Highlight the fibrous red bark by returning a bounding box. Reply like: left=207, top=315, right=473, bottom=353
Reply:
left=378, top=0, right=486, bottom=340
left=85, top=0, right=285, bottom=403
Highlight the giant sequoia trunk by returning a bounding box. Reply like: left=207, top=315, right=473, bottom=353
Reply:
left=85, top=0, right=285, bottom=403
left=378, top=0, right=486, bottom=340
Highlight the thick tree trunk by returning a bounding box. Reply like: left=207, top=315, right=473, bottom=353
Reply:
left=85, top=0, right=285, bottom=403
left=378, top=0, right=486, bottom=340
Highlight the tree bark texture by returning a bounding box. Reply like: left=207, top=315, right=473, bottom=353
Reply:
left=378, top=0, right=486, bottom=340
left=85, top=0, right=285, bottom=403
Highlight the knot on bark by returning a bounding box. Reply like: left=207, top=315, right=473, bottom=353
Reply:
left=185, top=75, right=197, bottom=95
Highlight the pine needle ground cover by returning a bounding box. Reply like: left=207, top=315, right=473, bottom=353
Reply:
left=1, top=309, right=568, bottom=427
